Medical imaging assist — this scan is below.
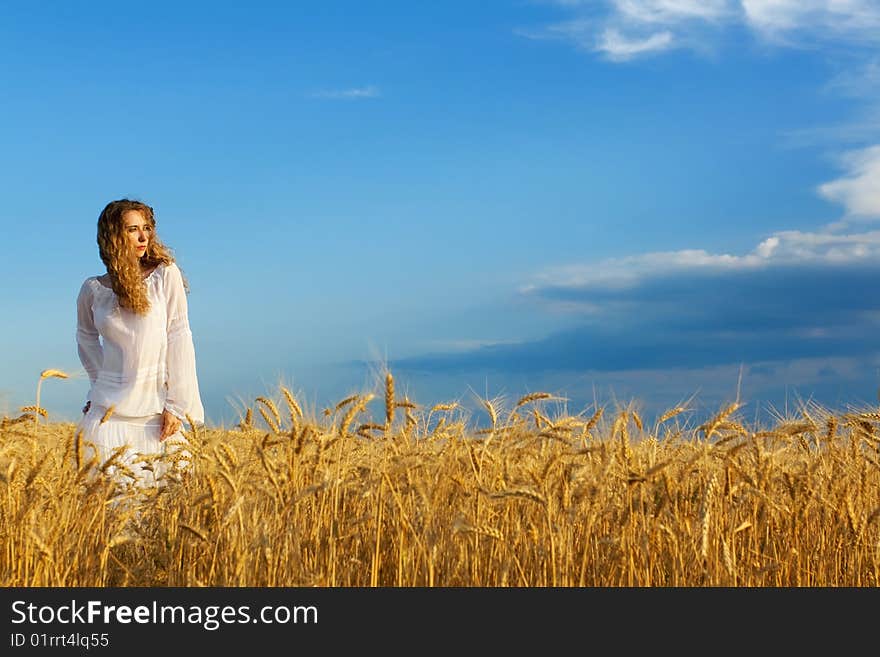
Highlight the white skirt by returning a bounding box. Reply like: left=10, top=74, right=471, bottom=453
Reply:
left=75, top=404, right=191, bottom=488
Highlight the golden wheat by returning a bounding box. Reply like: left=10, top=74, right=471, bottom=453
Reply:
left=20, top=405, right=48, bottom=418
left=699, top=472, right=719, bottom=561
left=658, top=406, right=686, bottom=424
left=340, top=394, right=375, bottom=436
left=384, top=372, right=395, bottom=428
left=4, top=381, right=880, bottom=587
left=453, top=518, right=505, bottom=541
left=33, top=369, right=71, bottom=431
left=240, top=407, right=253, bottom=430
left=281, top=386, right=303, bottom=420
left=333, top=394, right=359, bottom=412
left=481, top=397, right=498, bottom=430
left=515, top=392, right=553, bottom=408
left=257, top=406, right=280, bottom=434
left=100, top=405, right=115, bottom=424
left=40, top=369, right=69, bottom=380
left=179, top=522, right=209, bottom=542
left=256, top=397, right=281, bottom=427
left=582, top=407, right=604, bottom=437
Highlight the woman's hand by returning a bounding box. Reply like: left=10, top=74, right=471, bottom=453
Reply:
left=160, top=409, right=183, bottom=441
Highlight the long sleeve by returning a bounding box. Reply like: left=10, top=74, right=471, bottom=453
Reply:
left=163, top=263, right=205, bottom=426
left=76, top=281, right=102, bottom=400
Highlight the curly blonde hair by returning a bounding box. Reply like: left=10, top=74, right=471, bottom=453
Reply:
left=97, top=199, right=189, bottom=315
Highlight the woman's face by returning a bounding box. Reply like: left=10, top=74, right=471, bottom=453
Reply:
left=122, top=210, right=152, bottom=263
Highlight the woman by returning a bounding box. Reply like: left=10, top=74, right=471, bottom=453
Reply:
left=75, top=198, right=205, bottom=487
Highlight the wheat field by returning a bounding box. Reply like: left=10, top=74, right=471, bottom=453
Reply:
left=2, top=371, right=879, bottom=587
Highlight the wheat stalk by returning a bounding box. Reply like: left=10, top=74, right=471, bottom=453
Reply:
left=99, top=444, right=129, bottom=474
left=33, top=368, right=70, bottom=431
left=239, top=407, right=253, bottom=431
left=582, top=407, right=604, bottom=438
left=107, top=533, right=135, bottom=549
left=293, top=425, right=311, bottom=454
left=40, top=369, right=69, bottom=380
left=483, top=486, right=547, bottom=506
left=218, top=443, right=239, bottom=469
left=341, top=394, right=375, bottom=436
left=721, top=536, right=735, bottom=580
left=452, top=517, right=505, bottom=541
left=100, top=405, right=115, bottom=424
left=179, top=522, right=209, bottom=542
left=699, top=402, right=741, bottom=441
left=699, top=472, right=719, bottom=561
left=257, top=406, right=280, bottom=434
left=631, top=410, right=643, bottom=431
left=776, top=420, right=817, bottom=436
left=184, top=413, right=199, bottom=446
left=356, top=423, right=385, bottom=439
left=824, top=416, right=838, bottom=442
left=657, top=406, right=687, bottom=425
left=385, top=372, right=395, bottom=429
left=280, top=386, right=303, bottom=430
left=846, top=496, right=864, bottom=538
left=255, top=396, right=281, bottom=428
left=533, top=408, right=551, bottom=429
left=515, top=392, right=553, bottom=408
left=481, top=397, right=498, bottom=431
left=334, top=394, right=359, bottom=412
left=403, top=402, right=417, bottom=438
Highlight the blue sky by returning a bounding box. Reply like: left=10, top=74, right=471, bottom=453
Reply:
left=1, top=1, right=879, bottom=429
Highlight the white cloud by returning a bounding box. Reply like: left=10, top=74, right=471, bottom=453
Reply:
left=522, top=227, right=880, bottom=291
left=514, top=18, right=594, bottom=49
left=740, top=0, right=814, bottom=32
left=742, top=0, right=880, bottom=41
left=818, top=144, right=880, bottom=218
left=307, top=85, right=381, bottom=100
left=755, top=235, right=780, bottom=257
left=597, top=28, right=675, bottom=60
left=521, top=0, right=880, bottom=61
left=612, top=0, right=732, bottom=24
left=761, top=228, right=880, bottom=259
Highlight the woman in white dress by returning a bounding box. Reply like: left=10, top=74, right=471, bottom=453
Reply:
left=75, top=198, right=205, bottom=487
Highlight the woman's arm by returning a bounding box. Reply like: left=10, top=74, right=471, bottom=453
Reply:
left=163, top=263, right=205, bottom=427
left=76, top=281, right=102, bottom=408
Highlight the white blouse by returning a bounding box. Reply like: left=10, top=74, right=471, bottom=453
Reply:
left=76, top=262, right=205, bottom=426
